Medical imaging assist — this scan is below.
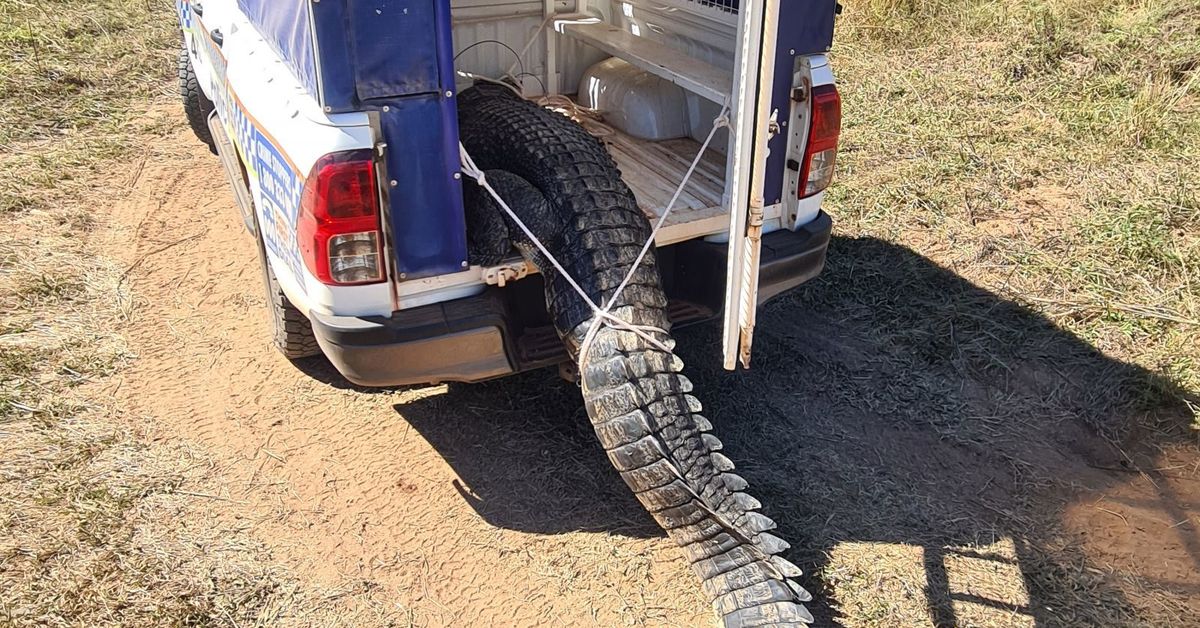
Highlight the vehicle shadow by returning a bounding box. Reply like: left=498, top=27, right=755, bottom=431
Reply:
left=393, top=361, right=663, bottom=538
left=393, top=236, right=1199, bottom=625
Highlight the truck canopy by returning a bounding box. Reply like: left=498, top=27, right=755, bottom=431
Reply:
left=234, top=0, right=834, bottom=280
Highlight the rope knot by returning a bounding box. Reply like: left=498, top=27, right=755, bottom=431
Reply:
left=466, top=170, right=486, bottom=185
left=458, top=145, right=488, bottom=186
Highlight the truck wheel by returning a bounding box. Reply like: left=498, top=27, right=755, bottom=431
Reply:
left=458, top=87, right=814, bottom=627
left=177, top=39, right=217, bottom=154
left=263, top=261, right=322, bottom=359
left=250, top=215, right=321, bottom=360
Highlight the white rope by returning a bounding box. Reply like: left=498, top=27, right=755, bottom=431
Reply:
left=536, top=95, right=615, bottom=139
left=462, top=109, right=805, bottom=592
left=455, top=70, right=523, bottom=97
left=459, top=106, right=730, bottom=392
left=577, top=107, right=730, bottom=382
left=504, top=15, right=604, bottom=84
left=459, top=147, right=672, bottom=357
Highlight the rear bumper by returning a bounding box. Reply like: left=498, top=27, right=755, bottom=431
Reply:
left=667, top=210, right=832, bottom=314
left=310, top=294, right=515, bottom=388
left=312, top=211, right=832, bottom=387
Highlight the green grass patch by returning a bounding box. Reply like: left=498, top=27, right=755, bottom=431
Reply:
left=0, top=0, right=176, bottom=216
left=0, top=0, right=176, bottom=145
left=833, top=0, right=1200, bottom=406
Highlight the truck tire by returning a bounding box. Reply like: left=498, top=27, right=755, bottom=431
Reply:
left=251, top=216, right=321, bottom=360
left=177, top=39, right=217, bottom=154
left=458, top=86, right=813, bottom=627
left=263, top=261, right=322, bottom=359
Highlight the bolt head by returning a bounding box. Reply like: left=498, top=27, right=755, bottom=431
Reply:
left=445, top=90, right=454, bottom=98
left=390, top=180, right=398, bottom=187
left=382, top=105, right=390, bottom=112
left=453, top=172, right=462, bottom=180
left=461, top=261, right=469, bottom=268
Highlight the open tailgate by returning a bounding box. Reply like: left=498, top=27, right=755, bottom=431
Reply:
left=721, top=0, right=780, bottom=370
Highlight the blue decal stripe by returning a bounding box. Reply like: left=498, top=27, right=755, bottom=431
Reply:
left=196, top=29, right=310, bottom=290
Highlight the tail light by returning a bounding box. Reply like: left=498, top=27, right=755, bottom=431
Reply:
left=297, top=150, right=386, bottom=285
left=798, top=84, right=841, bottom=198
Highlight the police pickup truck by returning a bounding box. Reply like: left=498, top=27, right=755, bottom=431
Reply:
left=178, top=1, right=839, bottom=624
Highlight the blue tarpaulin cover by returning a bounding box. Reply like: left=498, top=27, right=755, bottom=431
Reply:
left=237, top=0, right=319, bottom=98
left=237, top=0, right=447, bottom=109
left=226, top=0, right=834, bottom=276
left=234, top=0, right=468, bottom=278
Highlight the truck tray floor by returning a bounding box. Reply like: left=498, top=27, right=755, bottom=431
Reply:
left=602, top=129, right=728, bottom=246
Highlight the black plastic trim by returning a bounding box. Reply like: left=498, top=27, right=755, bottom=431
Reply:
left=309, top=211, right=832, bottom=387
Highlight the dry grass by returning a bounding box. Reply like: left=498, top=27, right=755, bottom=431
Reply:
left=0, top=416, right=286, bottom=625
left=761, top=0, right=1200, bottom=623
left=2, top=0, right=1198, bottom=626
left=831, top=0, right=1200, bottom=424
left=0, top=1, right=358, bottom=625
left=0, top=0, right=179, bottom=214
left=0, top=208, right=299, bottom=625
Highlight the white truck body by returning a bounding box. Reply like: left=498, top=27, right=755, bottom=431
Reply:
left=177, top=0, right=841, bottom=385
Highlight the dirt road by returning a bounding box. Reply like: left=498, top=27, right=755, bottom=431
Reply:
left=89, top=112, right=1200, bottom=626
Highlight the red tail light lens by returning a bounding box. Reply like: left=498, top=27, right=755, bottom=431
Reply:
left=799, top=84, right=841, bottom=198
left=297, top=150, right=386, bottom=285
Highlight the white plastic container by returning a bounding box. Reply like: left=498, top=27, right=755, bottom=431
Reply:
left=577, top=57, right=690, bottom=141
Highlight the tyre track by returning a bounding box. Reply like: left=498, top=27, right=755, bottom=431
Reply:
left=91, top=117, right=707, bottom=626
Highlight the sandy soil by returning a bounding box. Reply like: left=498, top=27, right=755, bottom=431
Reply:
left=86, top=117, right=1200, bottom=626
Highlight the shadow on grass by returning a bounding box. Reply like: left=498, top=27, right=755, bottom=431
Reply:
left=392, top=236, right=1198, bottom=626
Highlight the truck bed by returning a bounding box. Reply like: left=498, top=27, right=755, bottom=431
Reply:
left=604, top=126, right=728, bottom=246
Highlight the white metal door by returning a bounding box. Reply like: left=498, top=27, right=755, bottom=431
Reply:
left=721, top=0, right=780, bottom=370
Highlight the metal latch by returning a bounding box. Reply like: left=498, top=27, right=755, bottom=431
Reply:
left=482, top=263, right=529, bottom=288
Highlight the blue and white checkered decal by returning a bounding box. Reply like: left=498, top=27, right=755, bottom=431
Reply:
left=247, top=125, right=307, bottom=285
left=176, top=0, right=192, bottom=28
left=177, top=2, right=308, bottom=290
